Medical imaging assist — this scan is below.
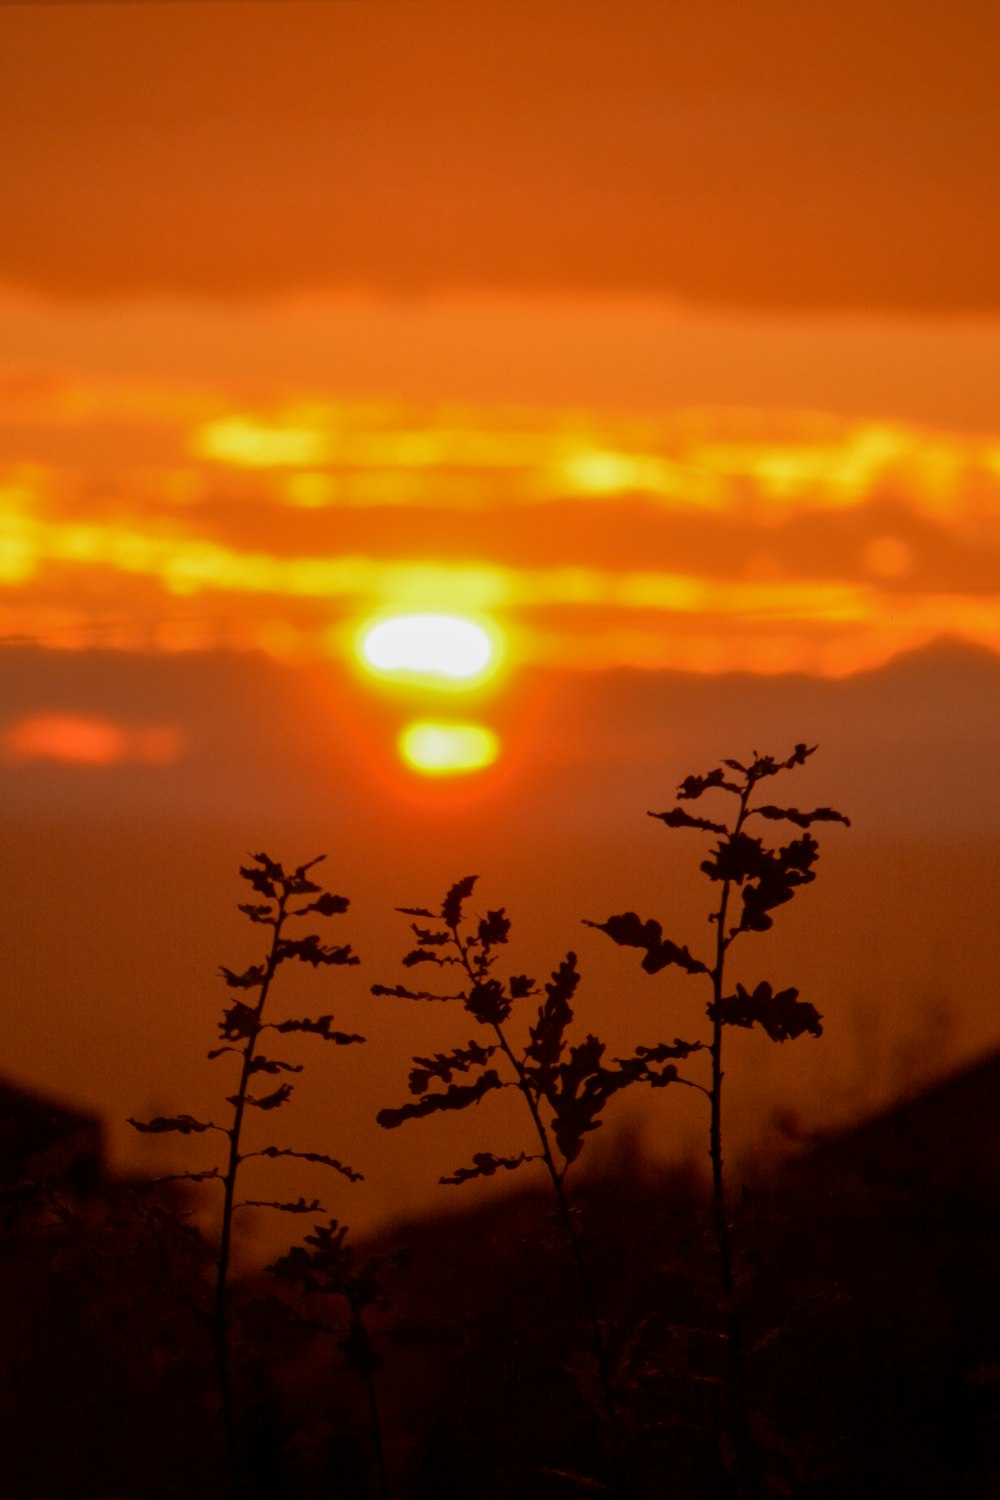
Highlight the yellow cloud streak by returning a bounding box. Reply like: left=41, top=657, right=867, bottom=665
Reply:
left=7, top=373, right=1000, bottom=525
left=4, top=391, right=1000, bottom=675
left=185, top=407, right=1000, bottom=522
left=0, top=491, right=871, bottom=623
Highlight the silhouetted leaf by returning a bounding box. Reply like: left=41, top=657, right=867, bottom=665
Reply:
left=753, top=804, right=851, bottom=829
left=207, top=1044, right=241, bottom=1060
left=737, top=834, right=820, bottom=932
left=219, top=1001, right=257, bottom=1039
left=631, top=1038, right=704, bottom=1063
left=477, top=908, right=510, bottom=948
left=545, top=1035, right=638, bottom=1166
left=239, top=1196, right=323, bottom=1215
left=237, top=902, right=275, bottom=924
left=240, top=853, right=283, bottom=897
left=648, top=807, right=728, bottom=834
left=376, top=1070, right=503, bottom=1129
left=297, top=891, right=351, bottom=917
left=248, top=1055, right=302, bottom=1075
left=220, top=963, right=265, bottom=990
left=408, top=1040, right=497, bottom=1095
left=240, top=1083, right=294, bottom=1110
left=128, top=1113, right=224, bottom=1135
left=622, top=1038, right=704, bottom=1087
left=271, top=1016, right=365, bottom=1044
left=465, top=977, right=511, bottom=1025
left=778, top=742, right=816, bottom=771
left=709, top=981, right=823, bottom=1041
left=247, top=1146, right=363, bottom=1181
left=407, top=926, right=451, bottom=946
left=700, top=832, right=767, bottom=885
left=509, top=973, right=536, bottom=999
left=642, top=1063, right=682, bottom=1087
left=286, top=854, right=326, bottom=890
left=371, top=983, right=455, bottom=1002
left=677, top=767, right=739, bottom=800
left=397, top=905, right=435, bottom=919
left=583, top=913, right=708, bottom=975
left=276, top=935, right=358, bottom=967
left=440, top=1151, right=532, bottom=1185
left=525, top=954, right=579, bottom=1089
left=402, top=947, right=456, bottom=968
left=442, top=875, right=478, bottom=927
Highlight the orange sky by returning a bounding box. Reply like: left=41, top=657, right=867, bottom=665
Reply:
left=2, top=2, right=1000, bottom=1226
left=2, top=0, right=999, bottom=311
left=1, top=0, right=998, bottom=697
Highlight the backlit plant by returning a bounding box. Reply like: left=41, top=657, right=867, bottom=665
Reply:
left=586, top=744, right=849, bottom=1495
left=372, top=874, right=700, bottom=1418
left=129, top=853, right=364, bottom=1488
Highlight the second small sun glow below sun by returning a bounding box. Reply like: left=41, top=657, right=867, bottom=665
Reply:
left=399, top=722, right=499, bottom=775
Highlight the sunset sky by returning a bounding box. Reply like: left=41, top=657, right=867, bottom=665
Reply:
left=2, top=0, right=999, bottom=1234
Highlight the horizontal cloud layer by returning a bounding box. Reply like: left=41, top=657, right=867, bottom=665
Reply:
left=1, top=372, right=999, bottom=678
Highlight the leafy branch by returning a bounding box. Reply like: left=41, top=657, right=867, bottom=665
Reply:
left=128, top=852, right=364, bottom=1488
left=586, top=744, right=849, bottom=1497
left=374, top=876, right=697, bottom=1417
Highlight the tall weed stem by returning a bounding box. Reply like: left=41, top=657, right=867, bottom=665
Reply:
left=589, top=745, right=849, bottom=1497
left=373, top=877, right=683, bottom=1427
left=130, top=853, right=363, bottom=1493
left=448, top=917, right=616, bottom=1416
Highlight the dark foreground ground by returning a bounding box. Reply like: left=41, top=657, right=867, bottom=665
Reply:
left=2, top=1102, right=999, bottom=1500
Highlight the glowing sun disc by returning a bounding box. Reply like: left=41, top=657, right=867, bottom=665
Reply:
left=400, top=722, right=499, bottom=775
left=359, top=613, right=497, bottom=686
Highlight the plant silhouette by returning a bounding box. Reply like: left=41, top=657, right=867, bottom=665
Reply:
left=129, top=853, right=364, bottom=1491
left=269, top=1217, right=405, bottom=1500
left=586, top=744, right=849, bottom=1496
left=373, top=874, right=699, bottom=1420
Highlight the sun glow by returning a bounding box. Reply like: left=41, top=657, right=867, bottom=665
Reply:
left=358, top=613, right=502, bottom=689
left=399, top=722, right=499, bottom=775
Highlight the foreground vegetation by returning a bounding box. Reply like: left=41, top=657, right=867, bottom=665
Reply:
left=7, top=746, right=992, bottom=1497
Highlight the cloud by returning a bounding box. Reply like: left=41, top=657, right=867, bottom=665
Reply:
left=1, top=382, right=999, bottom=677
left=1, top=713, right=184, bottom=768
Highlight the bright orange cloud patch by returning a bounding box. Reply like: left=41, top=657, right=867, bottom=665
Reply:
left=3, top=713, right=184, bottom=767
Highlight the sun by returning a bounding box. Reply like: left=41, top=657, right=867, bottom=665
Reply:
left=357, top=612, right=502, bottom=691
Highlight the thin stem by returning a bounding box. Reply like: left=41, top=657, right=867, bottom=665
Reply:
left=707, top=776, right=758, bottom=1500
left=708, top=778, right=754, bottom=1232
left=352, top=1304, right=391, bottom=1500
left=213, top=888, right=289, bottom=1488
left=451, top=925, right=616, bottom=1418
